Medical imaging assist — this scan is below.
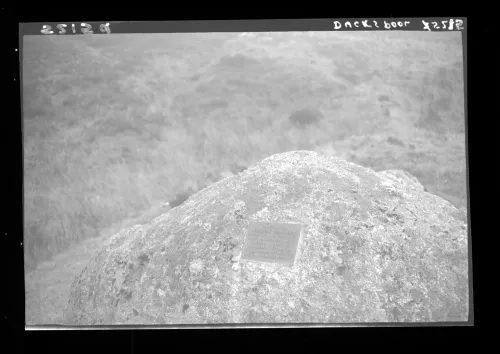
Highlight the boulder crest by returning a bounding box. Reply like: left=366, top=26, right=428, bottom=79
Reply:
left=65, top=151, right=468, bottom=324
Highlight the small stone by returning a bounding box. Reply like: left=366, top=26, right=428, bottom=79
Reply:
left=210, top=243, right=220, bottom=251
left=189, top=259, right=204, bottom=275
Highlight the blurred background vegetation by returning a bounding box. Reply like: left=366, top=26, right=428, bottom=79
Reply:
left=23, top=31, right=466, bottom=274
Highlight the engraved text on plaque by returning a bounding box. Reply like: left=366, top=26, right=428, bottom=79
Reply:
left=240, top=221, right=302, bottom=267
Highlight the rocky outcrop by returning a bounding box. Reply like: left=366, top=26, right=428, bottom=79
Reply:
left=65, top=151, right=469, bottom=325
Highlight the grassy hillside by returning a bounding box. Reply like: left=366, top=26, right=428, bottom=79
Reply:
left=23, top=31, right=466, bottom=324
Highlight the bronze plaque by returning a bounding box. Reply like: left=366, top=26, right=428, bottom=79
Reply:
left=240, top=222, right=302, bottom=267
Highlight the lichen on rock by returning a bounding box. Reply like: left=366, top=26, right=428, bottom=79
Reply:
left=65, top=151, right=469, bottom=325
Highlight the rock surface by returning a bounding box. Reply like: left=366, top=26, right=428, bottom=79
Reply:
left=65, top=151, right=469, bottom=325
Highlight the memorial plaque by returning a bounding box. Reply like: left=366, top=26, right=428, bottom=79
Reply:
left=240, top=221, right=302, bottom=267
